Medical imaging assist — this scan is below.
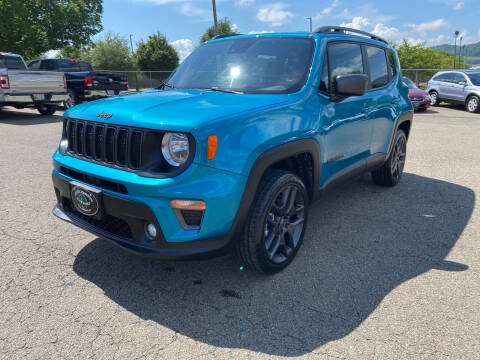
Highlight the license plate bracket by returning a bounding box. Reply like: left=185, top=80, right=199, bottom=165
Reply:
left=69, top=181, right=104, bottom=219
left=32, top=94, right=45, bottom=101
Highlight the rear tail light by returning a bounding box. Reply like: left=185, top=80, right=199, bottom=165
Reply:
left=0, top=74, right=10, bottom=89
left=84, top=75, right=93, bottom=87
left=63, top=75, right=67, bottom=89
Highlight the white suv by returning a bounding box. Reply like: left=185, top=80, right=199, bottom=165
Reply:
left=426, top=70, right=480, bottom=113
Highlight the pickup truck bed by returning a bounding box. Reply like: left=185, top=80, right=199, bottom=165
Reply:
left=0, top=53, right=67, bottom=115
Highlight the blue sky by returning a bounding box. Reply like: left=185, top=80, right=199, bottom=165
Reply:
left=100, top=0, right=480, bottom=61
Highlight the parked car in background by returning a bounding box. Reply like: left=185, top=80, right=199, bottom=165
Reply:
left=51, top=27, right=413, bottom=274
left=403, top=77, right=430, bottom=111
left=28, top=58, right=128, bottom=109
left=427, top=70, right=480, bottom=113
left=0, top=52, right=67, bottom=115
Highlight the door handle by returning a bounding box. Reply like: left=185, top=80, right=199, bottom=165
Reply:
left=391, top=97, right=401, bottom=104
left=361, top=106, right=374, bottom=113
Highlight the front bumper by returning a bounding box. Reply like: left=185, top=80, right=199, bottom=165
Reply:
left=52, top=171, right=233, bottom=259
left=410, top=99, right=430, bottom=110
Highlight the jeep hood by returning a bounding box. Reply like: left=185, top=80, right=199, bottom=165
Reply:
left=65, top=89, right=290, bottom=131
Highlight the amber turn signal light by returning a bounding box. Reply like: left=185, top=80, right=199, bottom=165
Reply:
left=207, top=134, right=218, bottom=160
left=171, top=199, right=206, bottom=211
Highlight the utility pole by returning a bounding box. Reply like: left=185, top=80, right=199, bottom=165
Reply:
left=211, top=0, right=218, bottom=35
left=454, top=30, right=459, bottom=69
left=129, top=34, right=138, bottom=91
left=459, top=36, right=463, bottom=69
left=306, top=17, right=312, bottom=32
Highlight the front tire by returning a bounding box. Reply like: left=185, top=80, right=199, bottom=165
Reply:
left=235, top=170, right=308, bottom=274
left=36, top=103, right=58, bottom=116
left=371, top=129, right=407, bottom=187
left=466, top=95, right=480, bottom=113
left=429, top=91, right=439, bottom=106
left=64, top=90, right=78, bottom=109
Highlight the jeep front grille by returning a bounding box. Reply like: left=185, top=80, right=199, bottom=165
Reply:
left=64, top=118, right=145, bottom=169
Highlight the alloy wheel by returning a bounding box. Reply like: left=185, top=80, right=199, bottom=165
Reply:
left=390, top=135, right=406, bottom=181
left=263, top=184, right=305, bottom=264
left=467, top=97, right=478, bottom=112
left=430, top=92, right=438, bottom=106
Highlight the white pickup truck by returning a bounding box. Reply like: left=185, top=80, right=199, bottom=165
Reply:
left=0, top=52, right=67, bottom=115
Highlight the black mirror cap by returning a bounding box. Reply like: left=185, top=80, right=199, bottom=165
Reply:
left=336, top=74, right=369, bottom=96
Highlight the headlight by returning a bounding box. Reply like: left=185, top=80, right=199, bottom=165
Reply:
left=161, top=132, right=190, bottom=166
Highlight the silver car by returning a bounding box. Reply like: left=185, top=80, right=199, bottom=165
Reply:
left=426, top=70, right=480, bottom=113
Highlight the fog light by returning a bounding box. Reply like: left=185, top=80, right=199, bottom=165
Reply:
left=146, top=223, right=157, bottom=238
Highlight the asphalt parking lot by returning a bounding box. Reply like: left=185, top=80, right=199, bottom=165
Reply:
left=0, top=105, right=479, bottom=359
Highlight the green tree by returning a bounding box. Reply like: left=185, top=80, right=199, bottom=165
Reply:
left=136, top=32, right=178, bottom=74
left=200, top=18, right=238, bottom=44
left=394, top=39, right=455, bottom=69
left=86, top=33, right=135, bottom=70
left=58, top=45, right=90, bottom=60
left=0, top=0, right=103, bottom=59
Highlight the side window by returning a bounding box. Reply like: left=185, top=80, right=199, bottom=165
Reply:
left=40, top=60, right=55, bottom=71
left=328, top=42, right=364, bottom=93
left=366, top=46, right=389, bottom=89
left=441, top=73, right=455, bottom=83
left=387, top=51, right=397, bottom=79
left=319, top=55, right=328, bottom=94
left=28, top=61, right=40, bottom=70
left=453, top=73, right=467, bottom=84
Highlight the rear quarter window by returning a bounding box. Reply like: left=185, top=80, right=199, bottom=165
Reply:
left=366, top=46, right=389, bottom=89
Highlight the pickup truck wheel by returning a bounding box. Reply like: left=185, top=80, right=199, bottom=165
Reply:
left=36, top=103, right=58, bottom=116
left=235, top=170, right=308, bottom=274
left=64, top=90, right=78, bottom=109
left=371, top=129, right=407, bottom=187
left=429, top=91, right=439, bottom=106
left=466, top=95, right=480, bottom=113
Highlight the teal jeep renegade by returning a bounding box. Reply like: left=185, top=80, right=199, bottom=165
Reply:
left=52, top=27, right=413, bottom=274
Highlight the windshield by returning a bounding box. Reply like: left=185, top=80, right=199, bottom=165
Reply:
left=402, top=77, right=417, bottom=89
left=467, top=73, right=480, bottom=86
left=0, top=55, right=26, bottom=70
left=167, top=36, right=315, bottom=94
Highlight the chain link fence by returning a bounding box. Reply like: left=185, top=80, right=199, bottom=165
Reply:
left=97, top=69, right=454, bottom=92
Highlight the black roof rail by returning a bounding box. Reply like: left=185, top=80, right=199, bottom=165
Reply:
left=313, top=26, right=388, bottom=44
left=210, top=33, right=243, bottom=40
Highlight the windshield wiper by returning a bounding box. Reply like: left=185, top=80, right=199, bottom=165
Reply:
left=155, top=81, right=176, bottom=90
left=193, top=87, right=244, bottom=94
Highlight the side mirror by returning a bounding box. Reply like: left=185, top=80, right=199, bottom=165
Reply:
left=458, top=81, right=467, bottom=86
left=336, top=74, right=369, bottom=96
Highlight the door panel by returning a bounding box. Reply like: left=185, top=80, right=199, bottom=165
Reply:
left=319, top=42, right=372, bottom=182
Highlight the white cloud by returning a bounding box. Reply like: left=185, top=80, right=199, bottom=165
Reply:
left=235, top=0, right=254, bottom=6
left=428, top=34, right=449, bottom=46
left=453, top=1, right=464, bottom=9
left=408, top=19, right=449, bottom=33
left=313, top=0, right=341, bottom=20
left=178, top=2, right=210, bottom=21
left=170, top=38, right=195, bottom=62
left=372, top=23, right=401, bottom=42
left=340, top=16, right=370, bottom=30
left=247, top=30, right=275, bottom=34
left=256, top=3, right=293, bottom=27
left=133, top=0, right=188, bottom=4
left=231, top=23, right=240, bottom=33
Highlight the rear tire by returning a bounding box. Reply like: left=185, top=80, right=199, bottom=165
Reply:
left=371, top=129, right=407, bottom=187
left=235, top=170, right=308, bottom=274
left=36, top=103, right=57, bottom=116
left=466, top=95, right=480, bottom=113
left=429, top=91, right=439, bottom=106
